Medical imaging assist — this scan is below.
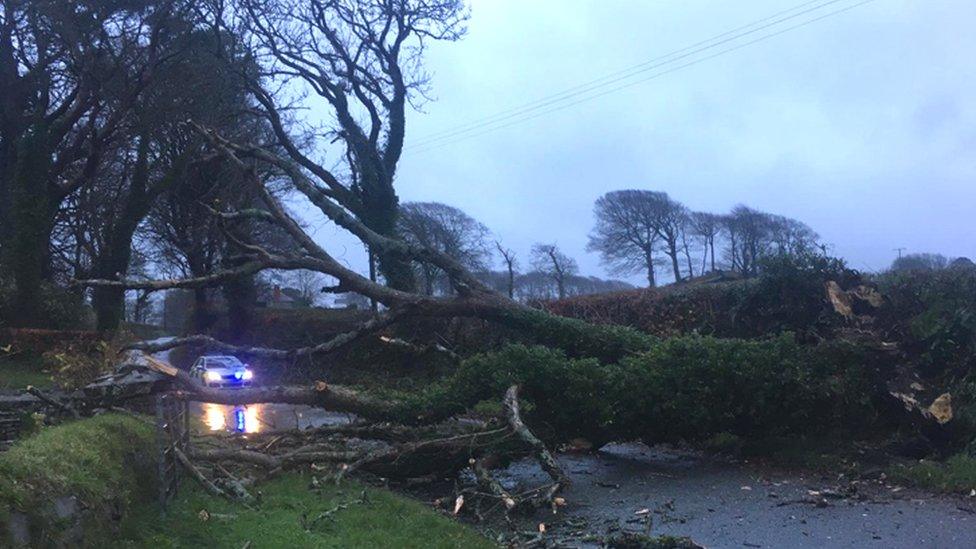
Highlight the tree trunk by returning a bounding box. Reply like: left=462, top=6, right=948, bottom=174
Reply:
left=668, top=241, right=681, bottom=283
left=6, top=131, right=56, bottom=327
left=359, top=183, right=416, bottom=292
left=645, top=249, right=656, bottom=288
left=506, top=264, right=514, bottom=299
left=222, top=272, right=254, bottom=343
left=682, top=239, right=694, bottom=279
left=92, top=135, right=153, bottom=332
left=192, top=288, right=214, bottom=333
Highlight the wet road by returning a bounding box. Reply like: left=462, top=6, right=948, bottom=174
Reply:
left=190, top=401, right=352, bottom=434
left=497, top=443, right=976, bottom=548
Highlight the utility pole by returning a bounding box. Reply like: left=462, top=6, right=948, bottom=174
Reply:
left=894, top=247, right=906, bottom=259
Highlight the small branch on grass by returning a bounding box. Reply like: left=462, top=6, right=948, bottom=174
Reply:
left=174, top=446, right=229, bottom=499
left=191, top=447, right=360, bottom=469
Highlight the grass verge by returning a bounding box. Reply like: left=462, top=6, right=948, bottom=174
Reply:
left=0, top=414, right=155, bottom=510
left=114, top=473, right=496, bottom=548
left=0, top=414, right=156, bottom=543
left=888, top=453, right=976, bottom=494
left=0, top=355, right=52, bottom=389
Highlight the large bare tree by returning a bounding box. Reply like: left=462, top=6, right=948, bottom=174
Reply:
left=215, top=0, right=468, bottom=292
left=397, top=201, right=491, bottom=295
left=587, top=190, right=662, bottom=287
left=530, top=243, right=578, bottom=300
left=689, top=211, right=721, bottom=274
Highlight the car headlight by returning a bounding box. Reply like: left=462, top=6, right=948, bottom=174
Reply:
left=242, top=369, right=253, bottom=381
left=205, top=371, right=221, bottom=382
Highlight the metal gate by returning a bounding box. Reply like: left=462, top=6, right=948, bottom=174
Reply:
left=155, top=392, right=189, bottom=509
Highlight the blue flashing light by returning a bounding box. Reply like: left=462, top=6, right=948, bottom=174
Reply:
left=234, top=409, right=246, bottom=432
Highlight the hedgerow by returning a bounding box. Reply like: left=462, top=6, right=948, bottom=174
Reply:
left=409, top=334, right=882, bottom=446
left=542, top=253, right=860, bottom=341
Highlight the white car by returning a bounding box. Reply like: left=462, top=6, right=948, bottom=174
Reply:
left=190, top=355, right=254, bottom=388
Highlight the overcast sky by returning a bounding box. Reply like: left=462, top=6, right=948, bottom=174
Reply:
left=302, top=0, right=976, bottom=286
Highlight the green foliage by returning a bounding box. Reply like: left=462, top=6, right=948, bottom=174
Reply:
left=421, top=345, right=611, bottom=443
left=875, top=267, right=976, bottom=377
left=728, top=253, right=857, bottom=339
left=608, top=335, right=877, bottom=442
left=888, top=454, right=976, bottom=494
left=0, top=415, right=155, bottom=535
left=416, top=334, right=881, bottom=446
left=501, top=307, right=656, bottom=363
left=114, top=474, right=494, bottom=548
left=0, top=354, right=52, bottom=389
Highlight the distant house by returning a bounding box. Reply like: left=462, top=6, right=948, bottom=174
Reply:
left=256, top=285, right=304, bottom=309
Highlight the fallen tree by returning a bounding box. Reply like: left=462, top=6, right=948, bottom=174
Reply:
left=53, top=0, right=967, bottom=515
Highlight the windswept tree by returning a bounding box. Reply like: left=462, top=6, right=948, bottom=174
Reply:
left=689, top=211, right=721, bottom=273
left=495, top=241, right=517, bottom=299
left=650, top=194, right=689, bottom=283
left=397, top=202, right=491, bottom=295
left=587, top=190, right=661, bottom=287
left=74, top=2, right=659, bottom=510
left=530, top=243, right=578, bottom=300
left=724, top=205, right=768, bottom=276
left=221, top=0, right=468, bottom=291
left=890, top=253, right=949, bottom=272
left=722, top=206, right=819, bottom=276
left=768, top=215, right=819, bottom=256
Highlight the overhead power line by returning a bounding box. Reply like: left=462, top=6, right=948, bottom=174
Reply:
left=409, top=0, right=844, bottom=149
left=407, top=0, right=876, bottom=155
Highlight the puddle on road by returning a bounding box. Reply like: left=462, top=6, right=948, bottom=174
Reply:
left=192, top=401, right=354, bottom=434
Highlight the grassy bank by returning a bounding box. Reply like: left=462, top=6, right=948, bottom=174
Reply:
left=0, top=355, right=52, bottom=389
left=115, top=473, right=495, bottom=548
left=0, top=414, right=156, bottom=545
left=0, top=414, right=154, bottom=511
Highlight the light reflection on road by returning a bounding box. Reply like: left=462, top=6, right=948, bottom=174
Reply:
left=201, top=402, right=263, bottom=433
left=193, top=401, right=353, bottom=434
